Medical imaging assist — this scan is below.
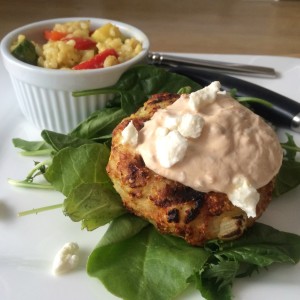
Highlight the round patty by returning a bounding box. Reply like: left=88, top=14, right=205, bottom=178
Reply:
left=106, top=93, right=276, bottom=246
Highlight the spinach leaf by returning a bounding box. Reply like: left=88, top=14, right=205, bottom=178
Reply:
left=73, top=65, right=202, bottom=115
left=44, top=143, right=121, bottom=228
left=87, top=220, right=300, bottom=300
left=41, top=130, right=95, bottom=152
left=87, top=214, right=210, bottom=300
left=274, top=159, right=300, bottom=197
left=69, top=65, right=201, bottom=146
left=41, top=108, right=126, bottom=151
left=191, top=223, right=300, bottom=300
left=12, top=138, right=52, bottom=156
left=70, top=107, right=127, bottom=140
left=95, top=213, right=149, bottom=247
left=206, top=223, right=300, bottom=266
left=272, top=133, right=300, bottom=197
left=281, top=132, right=300, bottom=160
left=44, top=144, right=111, bottom=196
left=64, top=182, right=126, bottom=230
left=202, top=260, right=239, bottom=290
left=189, top=260, right=237, bottom=300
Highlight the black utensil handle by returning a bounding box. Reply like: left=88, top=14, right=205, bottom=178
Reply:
left=170, top=66, right=300, bottom=131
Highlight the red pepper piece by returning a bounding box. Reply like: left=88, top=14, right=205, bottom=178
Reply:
left=62, top=37, right=97, bottom=50
left=73, top=48, right=118, bottom=70
left=44, top=30, right=67, bottom=41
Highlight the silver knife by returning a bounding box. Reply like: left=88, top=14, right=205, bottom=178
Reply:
left=148, top=52, right=277, bottom=78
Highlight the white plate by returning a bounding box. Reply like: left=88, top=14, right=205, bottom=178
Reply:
left=0, top=54, right=300, bottom=300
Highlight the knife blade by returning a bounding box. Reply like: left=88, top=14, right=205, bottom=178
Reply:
left=168, top=66, right=300, bottom=133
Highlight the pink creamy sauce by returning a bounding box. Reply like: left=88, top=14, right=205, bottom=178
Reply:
left=137, top=93, right=283, bottom=195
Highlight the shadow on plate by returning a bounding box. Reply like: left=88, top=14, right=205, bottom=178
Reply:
left=0, top=200, right=15, bottom=222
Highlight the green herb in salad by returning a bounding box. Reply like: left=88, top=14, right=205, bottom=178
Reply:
left=9, top=65, right=300, bottom=300
left=11, top=36, right=38, bottom=65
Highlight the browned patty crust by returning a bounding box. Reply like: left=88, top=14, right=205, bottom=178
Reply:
left=106, top=93, right=275, bottom=246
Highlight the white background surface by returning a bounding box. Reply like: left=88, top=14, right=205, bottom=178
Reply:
left=0, top=54, right=300, bottom=300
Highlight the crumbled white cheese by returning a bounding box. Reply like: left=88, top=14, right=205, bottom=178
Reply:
left=189, top=81, right=221, bottom=112
left=163, top=113, right=205, bottom=139
left=177, top=113, right=205, bottom=138
left=121, top=121, right=138, bottom=146
left=156, top=126, right=169, bottom=137
left=52, top=242, right=79, bottom=275
left=228, top=176, right=260, bottom=218
left=163, top=115, right=179, bottom=131
left=156, top=130, right=188, bottom=168
left=154, top=108, right=205, bottom=168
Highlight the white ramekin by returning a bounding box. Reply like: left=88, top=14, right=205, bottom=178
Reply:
left=0, top=17, right=150, bottom=133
